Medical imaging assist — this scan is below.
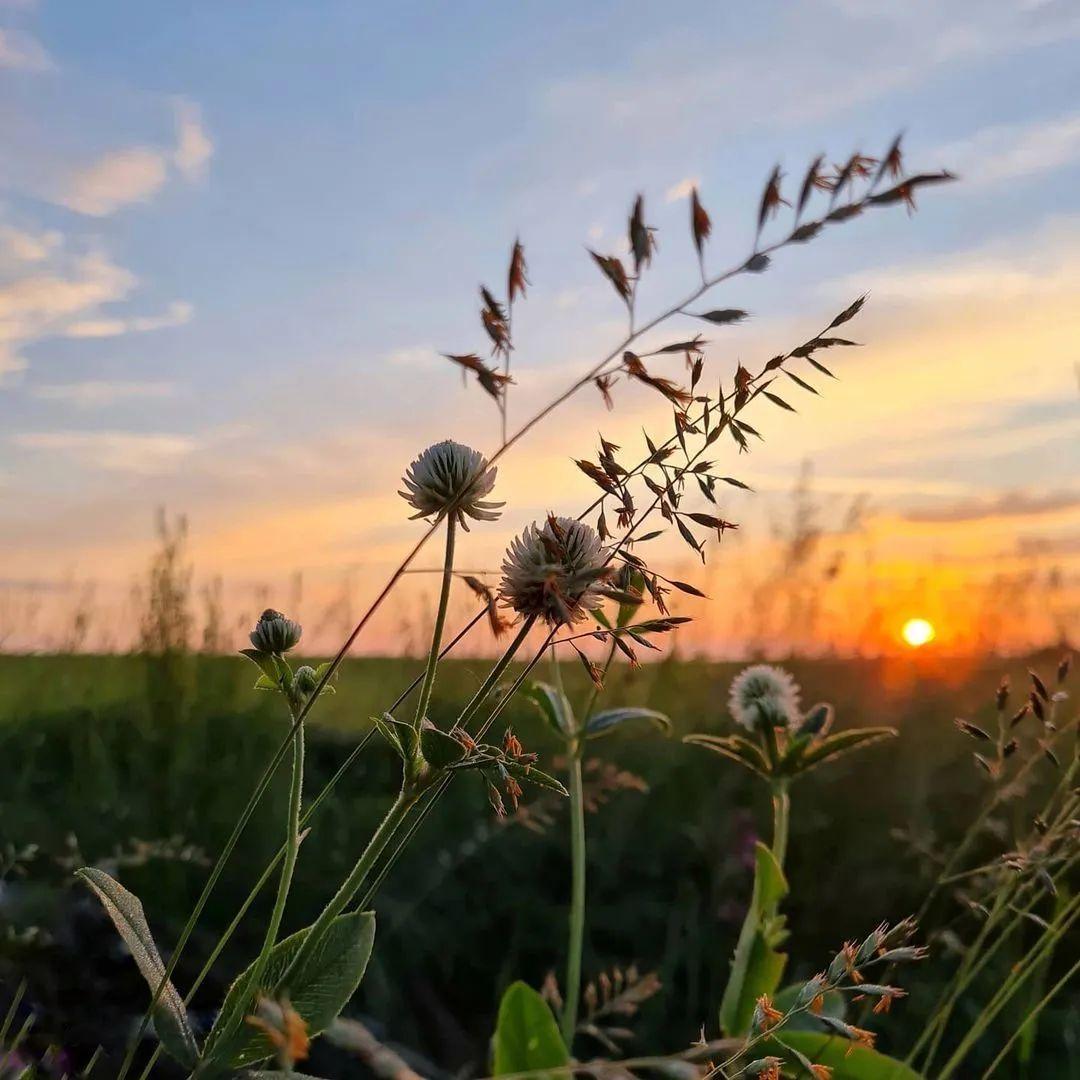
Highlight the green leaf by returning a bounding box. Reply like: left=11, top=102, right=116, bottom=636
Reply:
left=204, top=911, right=375, bottom=1070
left=800, top=727, right=897, bottom=774
left=76, top=868, right=199, bottom=1069
left=684, top=733, right=770, bottom=778
left=585, top=707, right=671, bottom=740
left=492, top=981, right=569, bottom=1077
left=523, top=681, right=575, bottom=739
left=369, top=714, right=405, bottom=760
left=253, top=674, right=280, bottom=692
left=502, top=759, right=569, bottom=797
left=240, top=649, right=281, bottom=684
left=421, top=724, right=466, bottom=767
left=761, top=1031, right=925, bottom=1079
left=246, top=1074, right=326, bottom=1079
left=719, top=842, right=789, bottom=1037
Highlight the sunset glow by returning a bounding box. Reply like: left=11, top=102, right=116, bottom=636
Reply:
left=902, top=618, right=937, bottom=649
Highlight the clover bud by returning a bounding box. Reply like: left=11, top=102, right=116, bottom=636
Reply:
left=293, top=665, right=319, bottom=697
left=250, top=609, right=302, bottom=655
left=399, top=440, right=502, bottom=529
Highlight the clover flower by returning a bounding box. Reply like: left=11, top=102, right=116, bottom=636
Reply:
left=728, top=664, right=801, bottom=731
left=399, top=440, right=502, bottom=529
left=249, top=609, right=302, bottom=655
left=500, top=515, right=612, bottom=626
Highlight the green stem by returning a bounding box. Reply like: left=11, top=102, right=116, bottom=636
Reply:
left=561, top=746, right=587, bottom=1047
left=938, top=891, right=1080, bottom=1078
left=771, top=780, right=790, bottom=868
left=249, top=712, right=305, bottom=994
left=455, top=616, right=537, bottom=732
left=413, top=517, right=456, bottom=728
left=279, top=788, right=416, bottom=989
left=982, top=951, right=1080, bottom=1076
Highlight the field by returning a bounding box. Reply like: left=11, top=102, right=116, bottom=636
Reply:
left=1, top=648, right=1075, bottom=1077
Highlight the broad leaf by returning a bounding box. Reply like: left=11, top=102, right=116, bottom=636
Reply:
left=585, top=707, right=671, bottom=740
left=800, top=727, right=896, bottom=773
left=369, top=714, right=405, bottom=760
left=492, top=981, right=569, bottom=1077
left=719, top=842, right=789, bottom=1037
left=204, top=911, right=375, bottom=1070
left=524, top=682, right=575, bottom=739
left=761, top=1030, right=924, bottom=1079
left=420, top=724, right=466, bottom=767
left=76, top=868, right=199, bottom=1069
left=684, top=733, right=770, bottom=778
left=240, top=649, right=281, bottom=684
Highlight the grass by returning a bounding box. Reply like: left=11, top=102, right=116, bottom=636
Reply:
left=1, top=649, right=1076, bottom=1075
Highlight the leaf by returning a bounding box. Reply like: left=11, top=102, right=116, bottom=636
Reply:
left=76, top=868, right=199, bottom=1069
left=719, top=843, right=789, bottom=1037
left=697, top=308, right=748, bottom=325
left=240, top=648, right=281, bottom=685
left=204, top=912, right=376, bottom=1070
left=799, top=727, right=897, bottom=773
left=760, top=1031, right=925, bottom=1079
left=586, top=707, right=671, bottom=741
left=420, top=724, right=467, bottom=767
left=492, top=981, right=569, bottom=1077
left=369, top=714, right=405, bottom=761
left=502, top=759, right=569, bottom=797
left=684, top=733, right=770, bottom=778
left=523, top=681, right=575, bottom=739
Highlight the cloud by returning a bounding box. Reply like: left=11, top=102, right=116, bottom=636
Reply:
left=64, top=299, right=193, bottom=339
left=172, top=98, right=213, bottom=182
left=664, top=176, right=700, bottom=204
left=0, top=228, right=193, bottom=378
left=11, top=430, right=196, bottom=472
left=0, top=224, right=62, bottom=264
left=0, top=27, right=52, bottom=71
left=31, top=380, right=177, bottom=408
left=903, top=489, right=1080, bottom=524
left=57, top=98, right=213, bottom=217
left=936, top=112, right=1080, bottom=188
left=60, top=148, right=170, bottom=216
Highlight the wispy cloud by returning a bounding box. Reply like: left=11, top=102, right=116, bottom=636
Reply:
left=64, top=299, right=193, bottom=339
left=903, top=489, right=1080, bottom=524
left=936, top=112, right=1080, bottom=188
left=31, top=380, right=177, bottom=408
left=664, top=176, right=700, bottom=204
left=11, top=430, right=197, bottom=472
left=58, top=98, right=213, bottom=216
left=0, top=26, right=52, bottom=71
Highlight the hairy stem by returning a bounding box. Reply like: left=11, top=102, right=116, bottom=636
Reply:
left=771, top=780, right=790, bottom=868
left=562, top=745, right=587, bottom=1046
left=280, top=789, right=417, bottom=988
left=413, top=516, right=457, bottom=728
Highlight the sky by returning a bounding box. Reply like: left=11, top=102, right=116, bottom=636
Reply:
left=0, top=0, right=1078, bottom=655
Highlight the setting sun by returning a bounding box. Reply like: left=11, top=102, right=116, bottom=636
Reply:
left=902, top=617, right=937, bottom=648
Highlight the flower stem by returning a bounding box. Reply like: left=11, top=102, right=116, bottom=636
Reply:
left=770, top=780, right=790, bottom=868
left=561, top=743, right=587, bottom=1047
left=413, top=516, right=456, bottom=728
left=279, top=789, right=417, bottom=989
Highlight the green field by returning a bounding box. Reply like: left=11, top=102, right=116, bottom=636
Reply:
left=0, top=649, right=1076, bottom=1077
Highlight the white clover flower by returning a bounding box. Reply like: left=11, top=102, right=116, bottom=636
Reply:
left=728, top=664, right=801, bottom=731
left=500, top=515, right=612, bottom=626
left=399, top=440, right=503, bottom=530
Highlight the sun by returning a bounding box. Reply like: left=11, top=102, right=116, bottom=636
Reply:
left=902, top=617, right=936, bottom=648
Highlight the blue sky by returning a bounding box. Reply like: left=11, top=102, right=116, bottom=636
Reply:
left=1, top=1, right=1078, bottom=652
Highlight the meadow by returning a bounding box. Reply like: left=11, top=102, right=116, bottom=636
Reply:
left=1, top=647, right=1075, bottom=1076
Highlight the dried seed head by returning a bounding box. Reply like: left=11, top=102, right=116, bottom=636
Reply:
left=729, top=664, right=802, bottom=732
left=250, top=609, right=302, bottom=655
left=500, top=515, right=612, bottom=626
left=400, top=440, right=503, bottom=530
